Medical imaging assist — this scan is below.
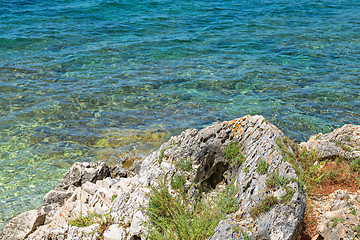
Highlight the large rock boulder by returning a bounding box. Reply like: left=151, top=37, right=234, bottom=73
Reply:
left=1, top=115, right=306, bottom=240
left=300, top=124, right=360, bottom=160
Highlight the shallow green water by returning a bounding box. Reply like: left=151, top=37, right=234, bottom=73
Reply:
left=1, top=0, right=359, bottom=229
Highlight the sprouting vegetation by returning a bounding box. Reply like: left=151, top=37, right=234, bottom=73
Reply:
left=67, top=210, right=114, bottom=240
left=242, top=231, right=254, bottom=240
left=111, top=194, right=118, bottom=203
left=224, top=141, right=246, bottom=167
left=67, top=210, right=102, bottom=228
left=349, top=206, right=356, bottom=215
left=96, top=213, right=114, bottom=240
left=354, top=224, right=360, bottom=238
left=170, top=173, right=186, bottom=191
left=280, top=187, right=294, bottom=205
left=218, top=180, right=239, bottom=214
left=257, top=159, right=268, bottom=174
left=250, top=195, right=278, bottom=218
left=158, top=148, right=166, bottom=164
left=158, top=142, right=179, bottom=164
left=176, top=158, right=193, bottom=172
left=146, top=177, right=224, bottom=240
left=266, top=172, right=288, bottom=190
left=330, top=217, right=344, bottom=227
left=276, top=137, right=323, bottom=193
left=351, top=157, right=360, bottom=173
left=336, top=141, right=351, bottom=152
left=232, top=225, right=241, bottom=233
left=275, top=136, right=360, bottom=237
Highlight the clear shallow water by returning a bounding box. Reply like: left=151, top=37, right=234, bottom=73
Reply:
left=0, top=0, right=359, bottom=229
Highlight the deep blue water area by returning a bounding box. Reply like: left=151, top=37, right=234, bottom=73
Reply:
left=0, top=0, right=359, bottom=229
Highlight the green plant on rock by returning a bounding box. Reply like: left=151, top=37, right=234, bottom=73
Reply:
left=146, top=177, right=223, bottom=240
left=224, top=141, right=246, bottom=167
left=158, top=143, right=179, bottom=164
left=336, top=141, right=351, bottom=152
left=67, top=209, right=115, bottom=239
left=158, top=148, right=166, bottom=164
left=67, top=210, right=102, bottom=228
left=250, top=195, right=278, bottom=218
left=280, top=187, right=294, bottom=205
left=276, top=137, right=326, bottom=194
left=351, top=157, right=360, bottom=173
left=354, top=223, right=360, bottom=238
left=96, top=213, right=114, bottom=240
left=242, top=231, right=254, bottom=240
left=111, top=194, right=118, bottom=203
left=266, top=172, right=288, bottom=190
left=176, top=158, right=193, bottom=172
left=232, top=225, right=241, bottom=233
left=218, top=181, right=239, bottom=214
left=257, top=159, right=268, bottom=175
left=170, top=173, right=185, bottom=192
left=349, top=206, right=356, bottom=215
left=330, top=217, right=344, bottom=227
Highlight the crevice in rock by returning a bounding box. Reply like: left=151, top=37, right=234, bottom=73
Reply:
left=199, top=162, right=229, bottom=192
left=129, top=235, right=141, bottom=240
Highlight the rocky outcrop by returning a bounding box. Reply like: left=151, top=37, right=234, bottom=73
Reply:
left=300, top=124, right=360, bottom=160
left=1, top=115, right=310, bottom=240
left=312, top=190, right=360, bottom=240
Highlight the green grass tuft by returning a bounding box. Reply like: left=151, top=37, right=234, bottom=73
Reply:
left=276, top=137, right=327, bottom=194
left=176, top=159, right=193, bottom=172
left=336, top=141, right=351, bottom=152
left=170, top=173, right=185, bottom=191
left=232, top=225, right=241, bottom=233
left=96, top=213, right=114, bottom=240
left=158, top=149, right=166, bottom=164
left=224, top=141, right=246, bottom=167
left=257, top=159, right=268, bottom=175
left=351, top=157, right=360, bottom=173
left=266, top=172, right=288, bottom=190
left=330, top=217, right=344, bottom=227
left=280, top=187, right=294, bottom=205
left=111, top=194, right=118, bottom=203
left=67, top=211, right=102, bottom=228
left=146, top=177, right=223, bottom=240
left=218, top=181, right=239, bottom=214
left=354, top=224, right=360, bottom=238
left=250, top=195, right=278, bottom=218
left=349, top=206, right=356, bottom=215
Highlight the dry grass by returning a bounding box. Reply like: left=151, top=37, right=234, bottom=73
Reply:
left=276, top=137, right=360, bottom=239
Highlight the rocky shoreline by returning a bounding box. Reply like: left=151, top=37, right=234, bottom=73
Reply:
left=1, top=115, right=359, bottom=240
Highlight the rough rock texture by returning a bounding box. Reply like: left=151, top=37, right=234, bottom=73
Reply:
left=56, top=161, right=111, bottom=191
left=300, top=124, right=360, bottom=160
left=312, top=190, right=360, bottom=240
left=0, top=210, right=39, bottom=240
left=1, top=115, right=307, bottom=240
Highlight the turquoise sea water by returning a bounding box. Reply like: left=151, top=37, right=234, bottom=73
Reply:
left=0, top=0, right=359, bottom=229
